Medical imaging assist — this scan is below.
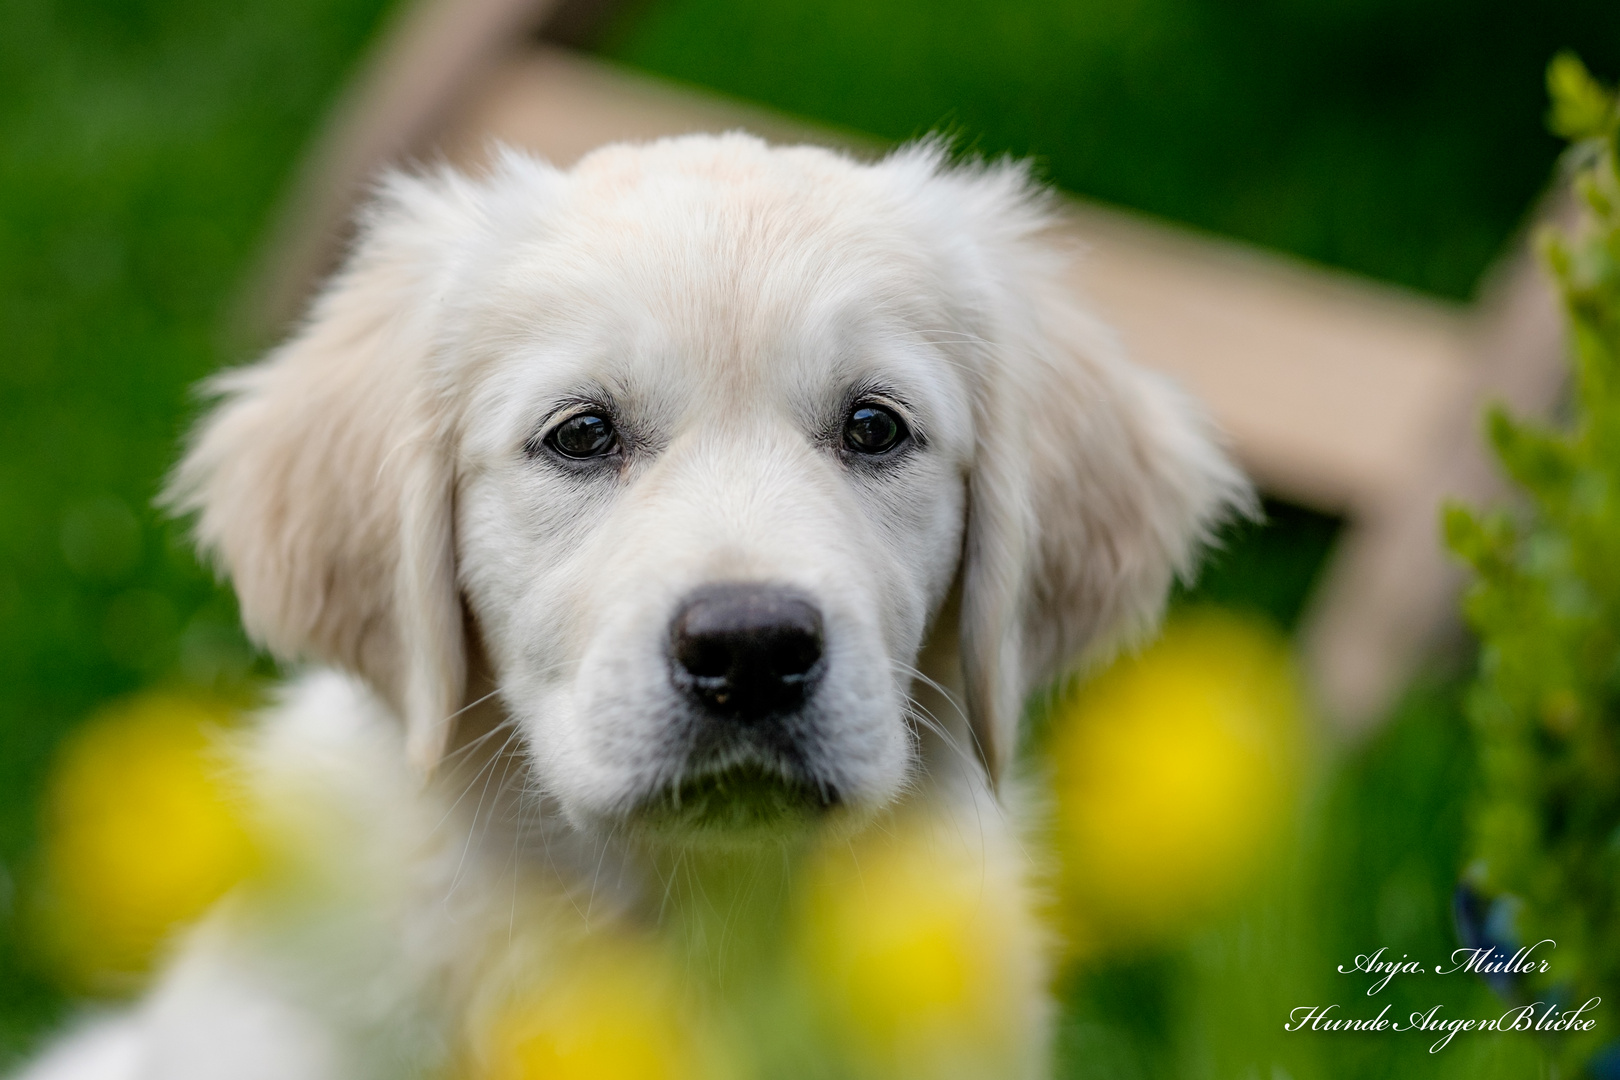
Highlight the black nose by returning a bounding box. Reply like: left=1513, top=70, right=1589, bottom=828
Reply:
left=670, top=584, right=825, bottom=721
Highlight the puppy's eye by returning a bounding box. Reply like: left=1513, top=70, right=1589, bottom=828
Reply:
left=547, top=413, right=618, bottom=459
left=842, top=404, right=908, bottom=456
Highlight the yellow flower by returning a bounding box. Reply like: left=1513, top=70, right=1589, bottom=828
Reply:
left=468, top=935, right=720, bottom=1080
left=34, top=693, right=256, bottom=992
left=1048, top=610, right=1302, bottom=952
left=794, top=813, right=1035, bottom=1079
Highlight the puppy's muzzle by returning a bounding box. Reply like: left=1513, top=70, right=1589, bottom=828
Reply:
left=670, top=583, right=824, bottom=722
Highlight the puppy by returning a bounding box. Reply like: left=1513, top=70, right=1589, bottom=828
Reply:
left=18, top=133, right=1247, bottom=1080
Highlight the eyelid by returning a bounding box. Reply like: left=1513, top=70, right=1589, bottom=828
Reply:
left=534, top=397, right=614, bottom=435
left=547, top=398, right=612, bottom=425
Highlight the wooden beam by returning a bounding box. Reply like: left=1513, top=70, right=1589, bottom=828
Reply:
left=237, top=0, right=562, bottom=345
left=1300, top=215, right=1568, bottom=729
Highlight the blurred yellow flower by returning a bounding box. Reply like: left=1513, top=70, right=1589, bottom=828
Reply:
left=1048, top=610, right=1302, bottom=952
left=794, top=814, right=1035, bottom=1079
left=33, top=692, right=255, bottom=992
left=466, top=935, right=720, bottom=1080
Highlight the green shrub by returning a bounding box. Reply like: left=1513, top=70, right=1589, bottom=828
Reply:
left=1445, top=52, right=1620, bottom=1072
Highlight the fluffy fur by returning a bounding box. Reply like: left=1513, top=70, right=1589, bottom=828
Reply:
left=17, top=134, right=1249, bottom=1080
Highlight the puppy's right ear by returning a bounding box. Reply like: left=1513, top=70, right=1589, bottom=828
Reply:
left=167, top=168, right=498, bottom=773
left=886, top=148, right=1254, bottom=787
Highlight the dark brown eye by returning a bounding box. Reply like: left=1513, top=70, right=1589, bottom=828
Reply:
left=843, top=404, right=907, bottom=455
left=547, top=413, right=618, bottom=459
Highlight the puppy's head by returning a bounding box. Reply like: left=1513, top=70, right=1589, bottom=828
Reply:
left=171, top=135, right=1248, bottom=837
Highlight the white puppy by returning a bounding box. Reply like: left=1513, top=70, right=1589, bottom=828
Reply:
left=19, top=134, right=1247, bottom=1080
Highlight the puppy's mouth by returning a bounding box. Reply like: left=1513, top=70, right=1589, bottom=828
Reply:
left=631, top=762, right=841, bottom=837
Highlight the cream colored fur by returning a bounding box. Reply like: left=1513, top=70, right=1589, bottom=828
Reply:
left=16, top=134, right=1249, bottom=1080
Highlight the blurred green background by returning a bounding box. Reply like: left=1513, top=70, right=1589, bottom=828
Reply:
left=3, top=0, right=1618, bottom=1073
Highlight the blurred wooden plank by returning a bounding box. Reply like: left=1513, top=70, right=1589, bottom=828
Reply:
left=239, top=0, right=562, bottom=343
left=1062, top=204, right=1471, bottom=513
left=440, top=39, right=873, bottom=165
left=1301, top=225, right=1568, bottom=729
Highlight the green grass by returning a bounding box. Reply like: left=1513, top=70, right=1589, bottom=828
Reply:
left=0, top=0, right=396, bottom=1056
left=1, top=0, right=1608, bottom=1070
left=1176, top=499, right=1343, bottom=634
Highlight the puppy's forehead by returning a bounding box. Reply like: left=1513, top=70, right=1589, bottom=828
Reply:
left=562, top=138, right=887, bottom=241
left=462, top=141, right=971, bottom=434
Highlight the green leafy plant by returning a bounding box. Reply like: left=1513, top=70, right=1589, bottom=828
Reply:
left=1445, top=52, right=1620, bottom=1072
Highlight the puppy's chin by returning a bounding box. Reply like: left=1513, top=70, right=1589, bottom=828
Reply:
left=625, top=762, right=846, bottom=848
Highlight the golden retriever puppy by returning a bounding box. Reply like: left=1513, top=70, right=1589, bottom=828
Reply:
left=18, top=134, right=1247, bottom=1080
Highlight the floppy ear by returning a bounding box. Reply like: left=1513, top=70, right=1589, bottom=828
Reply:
left=905, top=153, right=1254, bottom=784
left=167, top=171, right=492, bottom=773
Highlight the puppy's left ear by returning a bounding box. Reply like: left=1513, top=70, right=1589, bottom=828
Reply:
left=166, top=167, right=505, bottom=773
left=902, top=152, right=1255, bottom=784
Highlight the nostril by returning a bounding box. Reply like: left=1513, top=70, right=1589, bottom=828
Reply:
left=770, top=629, right=822, bottom=680
left=670, top=584, right=825, bottom=720
left=677, top=635, right=735, bottom=681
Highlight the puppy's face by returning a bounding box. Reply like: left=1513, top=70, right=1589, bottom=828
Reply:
left=173, top=135, right=1245, bottom=847
left=452, top=148, right=975, bottom=830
